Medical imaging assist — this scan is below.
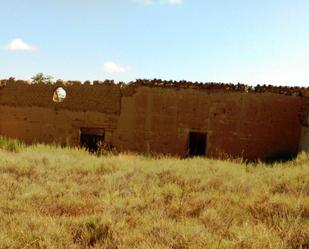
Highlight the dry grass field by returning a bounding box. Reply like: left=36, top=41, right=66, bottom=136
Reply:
left=0, top=137, right=308, bottom=249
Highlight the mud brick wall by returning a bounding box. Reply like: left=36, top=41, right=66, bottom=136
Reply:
left=0, top=80, right=121, bottom=145
left=113, top=86, right=303, bottom=160
left=298, top=93, right=309, bottom=152
left=0, top=79, right=120, bottom=114
left=0, top=78, right=307, bottom=160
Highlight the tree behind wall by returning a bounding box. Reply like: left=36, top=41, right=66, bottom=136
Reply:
left=31, top=73, right=54, bottom=84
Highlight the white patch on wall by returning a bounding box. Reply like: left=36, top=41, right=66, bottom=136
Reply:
left=53, top=87, right=67, bottom=103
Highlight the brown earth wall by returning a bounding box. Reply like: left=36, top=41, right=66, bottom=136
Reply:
left=0, top=80, right=120, bottom=145
left=114, top=86, right=303, bottom=160
left=0, top=79, right=305, bottom=160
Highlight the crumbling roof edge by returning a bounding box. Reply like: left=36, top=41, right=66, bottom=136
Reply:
left=1, top=78, right=308, bottom=96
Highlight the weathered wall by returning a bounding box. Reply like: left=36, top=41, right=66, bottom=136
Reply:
left=300, top=127, right=309, bottom=152
left=113, top=86, right=303, bottom=160
left=0, top=79, right=120, bottom=114
left=299, top=96, right=309, bottom=152
left=0, top=80, right=121, bottom=145
left=0, top=79, right=306, bottom=160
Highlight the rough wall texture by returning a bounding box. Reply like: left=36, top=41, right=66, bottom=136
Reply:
left=0, top=78, right=308, bottom=160
left=0, top=79, right=120, bottom=145
left=299, top=95, right=309, bottom=152
left=113, top=86, right=303, bottom=160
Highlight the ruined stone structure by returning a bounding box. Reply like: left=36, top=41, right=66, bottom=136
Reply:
left=1, top=78, right=309, bottom=161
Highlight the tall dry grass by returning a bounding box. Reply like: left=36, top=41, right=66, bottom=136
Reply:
left=0, top=137, right=308, bottom=249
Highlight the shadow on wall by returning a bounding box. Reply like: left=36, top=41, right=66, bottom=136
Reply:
left=194, top=147, right=298, bottom=164
left=264, top=151, right=297, bottom=164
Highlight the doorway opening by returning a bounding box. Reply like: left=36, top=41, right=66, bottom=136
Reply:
left=80, top=128, right=105, bottom=152
left=188, top=132, right=207, bottom=157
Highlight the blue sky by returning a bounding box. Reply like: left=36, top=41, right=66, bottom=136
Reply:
left=1, top=0, right=309, bottom=86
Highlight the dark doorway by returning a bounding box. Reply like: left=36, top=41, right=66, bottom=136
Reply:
left=80, top=128, right=105, bottom=152
left=188, top=132, right=207, bottom=157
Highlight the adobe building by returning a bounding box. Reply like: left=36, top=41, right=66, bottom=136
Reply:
left=1, top=78, right=309, bottom=161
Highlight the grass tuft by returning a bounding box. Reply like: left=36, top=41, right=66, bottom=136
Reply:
left=0, top=136, right=24, bottom=152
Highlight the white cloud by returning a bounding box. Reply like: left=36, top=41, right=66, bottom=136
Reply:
left=135, top=0, right=183, bottom=5
left=166, top=0, right=182, bottom=4
left=5, top=38, right=37, bottom=51
left=102, top=61, right=129, bottom=74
